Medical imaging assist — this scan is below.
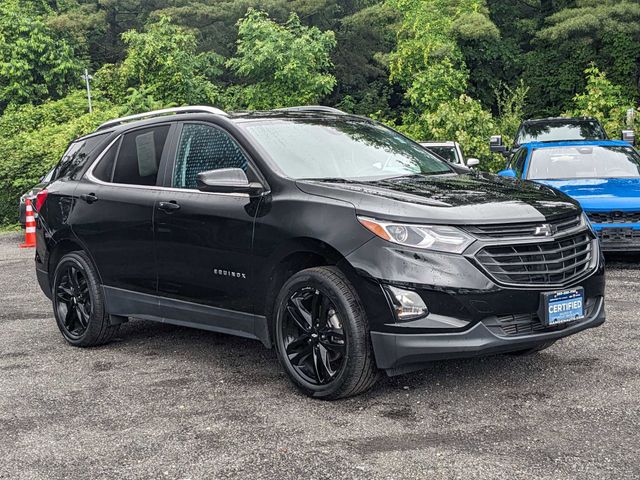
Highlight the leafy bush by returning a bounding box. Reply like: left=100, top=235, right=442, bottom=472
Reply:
left=0, top=91, right=124, bottom=224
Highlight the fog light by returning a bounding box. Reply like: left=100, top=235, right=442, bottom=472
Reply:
left=385, top=285, right=428, bottom=321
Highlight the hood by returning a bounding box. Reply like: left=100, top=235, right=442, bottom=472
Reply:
left=538, top=177, right=640, bottom=211
left=296, top=172, right=580, bottom=225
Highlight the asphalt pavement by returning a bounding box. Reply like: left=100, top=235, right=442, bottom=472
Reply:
left=1, top=231, right=639, bottom=479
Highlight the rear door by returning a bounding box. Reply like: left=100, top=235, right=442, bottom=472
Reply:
left=154, top=122, right=264, bottom=333
left=72, top=123, right=175, bottom=300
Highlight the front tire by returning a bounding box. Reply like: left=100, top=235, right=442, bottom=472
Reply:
left=52, top=251, right=119, bottom=347
left=273, top=266, right=379, bottom=399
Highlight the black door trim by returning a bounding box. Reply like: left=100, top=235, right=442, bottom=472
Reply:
left=103, top=286, right=271, bottom=347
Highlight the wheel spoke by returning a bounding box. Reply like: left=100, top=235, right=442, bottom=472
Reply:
left=320, top=334, right=345, bottom=354
left=76, top=303, right=89, bottom=328
left=56, top=289, right=71, bottom=302
left=287, top=298, right=312, bottom=331
left=70, top=266, right=81, bottom=290
left=318, top=344, right=336, bottom=379
left=288, top=343, right=313, bottom=367
left=312, top=345, right=324, bottom=383
left=63, top=304, right=76, bottom=330
left=285, top=333, right=310, bottom=355
left=311, top=290, right=321, bottom=322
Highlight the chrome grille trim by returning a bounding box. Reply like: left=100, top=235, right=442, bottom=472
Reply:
left=474, top=231, right=595, bottom=287
left=465, top=214, right=582, bottom=239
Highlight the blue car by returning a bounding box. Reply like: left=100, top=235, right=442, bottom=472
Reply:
left=498, top=140, right=640, bottom=252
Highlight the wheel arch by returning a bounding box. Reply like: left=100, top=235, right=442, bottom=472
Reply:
left=259, top=237, right=390, bottom=338
left=48, top=237, right=102, bottom=284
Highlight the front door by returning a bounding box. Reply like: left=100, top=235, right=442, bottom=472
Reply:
left=154, top=122, right=263, bottom=324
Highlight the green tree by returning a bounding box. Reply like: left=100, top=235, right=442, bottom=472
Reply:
left=0, top=0, right=80, bottom=111
left=385, top=0, right=500, bottom=164
left=570, top=64, right=635, bottom=136
left=225, top=9, right=337, bottom=109
left=387, top=0, right=498, bottom=112
left=94, top=16, right=223, bottom=109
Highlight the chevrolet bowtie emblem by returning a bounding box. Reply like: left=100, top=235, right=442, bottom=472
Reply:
left=534, top=223, right=557, bottom=236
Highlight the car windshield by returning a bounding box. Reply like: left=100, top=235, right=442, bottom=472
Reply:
left=517, top=120, right=606, bottom=144
left=528, top=145, right=640, bottom=180
left=238, top=118, right=453, bottom=180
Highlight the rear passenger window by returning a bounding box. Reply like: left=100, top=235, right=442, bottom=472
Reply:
left=56, top=133, right=107, bottom=181
left=112, top=126, right=170, bottom=185
left=92, top=140, right=120, bottom=182
left=173, top=124, right=248, bottom=189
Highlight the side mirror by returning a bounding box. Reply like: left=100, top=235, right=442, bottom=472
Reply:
left=490, top=135, right=507, bottom=153
left=196, top=168, right=264, bottom=195
left=466, top=158, right=480, bottom=168
left=497, top=168, right=517, bottom=178
left=622, top=130, right=636, bottom=145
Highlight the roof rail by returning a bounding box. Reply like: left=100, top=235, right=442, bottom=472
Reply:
left=274, top=105, right=347, bottom=115
left=97, top=106, right=228, bottom=131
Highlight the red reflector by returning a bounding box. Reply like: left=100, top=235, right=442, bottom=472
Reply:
left=35, top=189, right=48, bottom=212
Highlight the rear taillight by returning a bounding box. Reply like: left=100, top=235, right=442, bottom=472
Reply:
left=35, top=189, right=48, bottom=212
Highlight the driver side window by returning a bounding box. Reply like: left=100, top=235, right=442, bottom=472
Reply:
left=173, top=123, right=249, bottom=189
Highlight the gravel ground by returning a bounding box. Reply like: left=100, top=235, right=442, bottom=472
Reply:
left=1, top=231, right=639, bottom=480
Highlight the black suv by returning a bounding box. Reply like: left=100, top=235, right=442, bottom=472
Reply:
left=35, top=106, right=606, bottom=399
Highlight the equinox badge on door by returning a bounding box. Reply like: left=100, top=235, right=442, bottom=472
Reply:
left=213, top=268, right=247, bottom=279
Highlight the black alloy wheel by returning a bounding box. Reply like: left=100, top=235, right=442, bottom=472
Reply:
left=55, top=264, right=92, bottom=339
left=282, top=286, right=346, bottom=385
left=274, top=266, right=379, bottom=399
left=52, top=251, right=120, bottom=347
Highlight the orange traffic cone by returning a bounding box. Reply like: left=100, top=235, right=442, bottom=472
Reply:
left=20, top=198, right=36, bottom=248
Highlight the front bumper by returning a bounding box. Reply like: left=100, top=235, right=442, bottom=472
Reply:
left=593, top=224, right=640, bottom=251
left=371, top=296, right=605, bottom=372
left=345, top=233, right=606, bottom=373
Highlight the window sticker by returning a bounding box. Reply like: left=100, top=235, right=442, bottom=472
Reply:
left=135, top=131, right=158, bottom=177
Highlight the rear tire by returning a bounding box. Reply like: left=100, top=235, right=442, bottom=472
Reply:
left=273, top=266, right=379, bottom=400
left=52, top=251, right=119, bottom=347
left=507, top=340, right=556, bottom=356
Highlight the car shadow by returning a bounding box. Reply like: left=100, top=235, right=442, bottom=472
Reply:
left=604, top=252, right=640, bottom=268
left=110, top=317, right=574, bottom=401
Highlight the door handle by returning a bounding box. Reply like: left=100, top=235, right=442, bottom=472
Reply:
left=158, top=201, right=181, bottom=212
left=80, top=193, right=98, bottom=204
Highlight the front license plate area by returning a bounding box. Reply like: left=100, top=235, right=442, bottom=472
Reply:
left=540, top=288, right=584, bottom=326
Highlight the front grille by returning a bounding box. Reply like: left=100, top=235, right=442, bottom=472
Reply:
left=465, top=214, right=581, bottom=239
left=588, top=211, right=640, bottom=224
left=485, top=297, right=598, bottom=337
left=475, top=231, right=594, bottom=286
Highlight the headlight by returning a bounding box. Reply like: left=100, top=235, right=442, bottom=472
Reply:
left=358, top=216, right=474, bottom=253
left=581, top=212, right=596, bottom=234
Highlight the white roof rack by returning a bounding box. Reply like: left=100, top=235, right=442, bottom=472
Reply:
left=97, top=106, right=228, bottom=131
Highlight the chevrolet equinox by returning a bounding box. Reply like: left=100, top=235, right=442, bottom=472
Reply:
left=34, top=106, right=606, bottom=399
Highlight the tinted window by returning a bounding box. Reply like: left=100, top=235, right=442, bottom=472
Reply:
left=239, top=118, right=452, bottom=180
left=92, top=140, right=120, bottom=182
left=528, top=145, right=640, bottom=180
left=112, top=126, right=170, bottom=185
left=173, top=124, right=248, bottom=189
left=516, top=120, right=606, bottom=144
left=55, top=133, right=107, bottom=180
left=427, top=146, right=458, bottom=163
